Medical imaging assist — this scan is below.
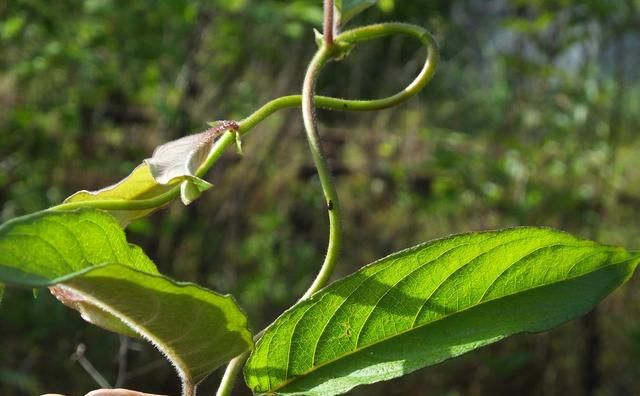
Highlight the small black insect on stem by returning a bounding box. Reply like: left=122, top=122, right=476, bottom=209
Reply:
left=327, top=200, right=334, bottom=211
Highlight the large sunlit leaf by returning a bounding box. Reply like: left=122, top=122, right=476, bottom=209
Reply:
left=245, top=227, right=640, bottom=396
left=0, top=209, right=157, bottom=286
left=334, top=0, right=377, bottom=28
left=0, top=209, right=253, bottom=388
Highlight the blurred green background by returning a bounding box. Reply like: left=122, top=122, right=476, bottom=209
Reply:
left=1, top=0, right=640, bottom=395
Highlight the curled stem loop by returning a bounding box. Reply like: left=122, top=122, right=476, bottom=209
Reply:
left=213, top=22, right=438, bottom=396
left=50, top=23, right=438, bottom=216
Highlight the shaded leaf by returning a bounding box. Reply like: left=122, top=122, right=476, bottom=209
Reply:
left=54, top=264, right=253, bottom=388
left=335, top=0, right=377, bottom=28
left=244, top=227, right=640, bottom=395
left=0, top=209, right=253, bottom=388
left=180, top=174, right=213, bottom=205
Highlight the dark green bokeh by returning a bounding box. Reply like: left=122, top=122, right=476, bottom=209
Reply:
left=1, top=0, right=640, bottom=395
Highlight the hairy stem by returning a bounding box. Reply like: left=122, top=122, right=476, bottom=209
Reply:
left=299, top=45, right=340, bottom=300
left=324, top=0, right=335, bottom=47
left=182, top=383, right=195, bottom=396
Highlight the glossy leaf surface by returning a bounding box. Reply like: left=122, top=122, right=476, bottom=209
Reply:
left=0, top=209, right=157, bottom=286
left=245, top=227, right=640, bottom=395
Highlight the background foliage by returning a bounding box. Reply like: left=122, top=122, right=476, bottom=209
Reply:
left=1, top=0, right=640, bottom=395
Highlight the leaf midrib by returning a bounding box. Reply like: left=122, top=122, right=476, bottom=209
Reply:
left=304, top=235, right=557, bottom=368
left=265, top=253, right=637, bottom=393
left=283, top=237, right=491, bottom=384
left=262, top=235, right=541, bottom=390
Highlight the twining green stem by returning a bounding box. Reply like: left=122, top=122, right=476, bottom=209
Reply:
left=298, top=45, right=339, bottom=301
left=213, top=23, right=437, bottom=396
left=49, top=23, right=437, bottom=216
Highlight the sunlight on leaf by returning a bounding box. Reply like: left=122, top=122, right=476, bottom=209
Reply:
left=0, top=209, right=157, bottom=286
left=64, top=164, right=173, bottom=225
left=244, top=227, right=640, bottom=396
left=64, top=123, right=237, bottom=223
left=145, top=130, right=214, bottom=185
left=0, top=209, right=253, bottom=389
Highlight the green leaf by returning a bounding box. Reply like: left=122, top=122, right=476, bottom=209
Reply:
left=180, top=175, right=213, bottom=206
left=0, top=209, right=253, bottom=388
left=0, top=209, right=157, bottom=286
left=334, top=0, right=377, bottom=28
left=64, top=124, right=234, bottom=225
left=0, top=209, right=152, bottom=336
left=64, top=163, right=174, bottom=226
left=244, top=227, right=640, bottom=396
left=51, top=264, right=253, bottom=388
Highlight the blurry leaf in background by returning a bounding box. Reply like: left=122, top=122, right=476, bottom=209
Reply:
left=245, top=227, right=640, bottom=395
left=0, top=370, right=39, bottom=396
left=334, top=0, right=378, bottom=29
